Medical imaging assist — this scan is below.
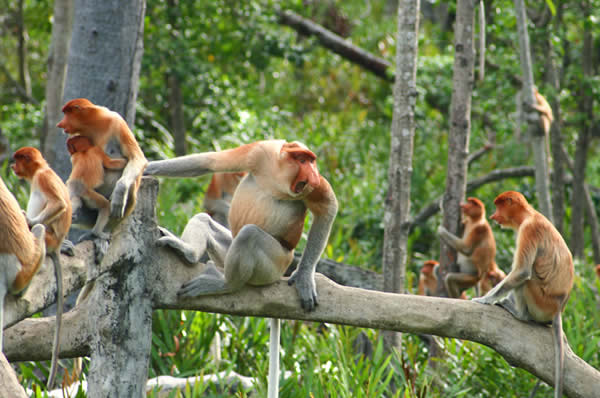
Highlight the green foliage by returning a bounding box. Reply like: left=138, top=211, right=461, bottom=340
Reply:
left=1, top=0, right=599, bottom=396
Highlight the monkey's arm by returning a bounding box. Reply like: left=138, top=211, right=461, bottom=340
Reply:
left=28, top=174, right=68, bottom=226
left=100, top=153, right=127, bottom=170
left=288, top=178, right=338, bottom=311
left=110, top=127, right=148, bottom=218
left=473, top=226, right=536, bottom=304
left=437, top=226, right=474, bottom=256
left=145, top=143, right=260, bottom=178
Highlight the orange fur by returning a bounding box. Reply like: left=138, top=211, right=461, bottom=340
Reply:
left=418, top=260, right=439, bottom=296
left=490, top=191, right=573, bottom=321
left=0, top=177, right=46, bottom=292
left=478, top=263, right=506, bottom=296
left=596, top=265, right=600, bottom=279
left=57, top=98, right=147, bottom=220
left=533, top=88, right=554, bottom=134
left=438, top=197, right=496, bottom=298
left=12, top=147, right=72, bottom=251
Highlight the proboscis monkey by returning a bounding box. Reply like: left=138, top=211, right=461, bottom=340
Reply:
left=66, top=135, right=127, bottom=240
left=418, top=260, right=439, bottom=296
left=145, top=139, right=338, bottom=398
left=57, top=98, right=147, bottom=223
left=478, top=263, right=506, bottom=296
left=418, top=260, right=467, bottom=299
left=203, top=171, right=246, bottom=228
left=0, top=177, right=46, bottom=354
left=473, top=191, right=573, bottom=398
left=438, top=197, right=496, bottom=298
left=533, top=88, right=554, bottom=161
left=12, top=147, right=73, bottom=388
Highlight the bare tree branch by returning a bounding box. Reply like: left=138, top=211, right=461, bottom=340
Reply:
left=277, top=9, right=393, bottom=82
left=409, top=166, right=535, bottom=230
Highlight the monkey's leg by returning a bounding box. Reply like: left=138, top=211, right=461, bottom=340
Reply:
left=496, top=289, right=531, bottom=322
left=47, top=251, right=64, bottom=389
left=0, top=253, right=20, bottom=353
left=78, top=190, right=112, bottom=241
left=179, top=224, right=290, bottom=297
left=158, top=213, right=232, bottom=266
left=444, top=272, right=478, bottom=299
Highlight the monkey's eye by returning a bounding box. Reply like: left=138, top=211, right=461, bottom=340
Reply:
left=299, top=158, right=306, bottom=164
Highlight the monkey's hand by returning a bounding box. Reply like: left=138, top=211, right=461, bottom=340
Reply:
left=288, top=269, right=318, bottom=311
left=110, top=180, right=130, bottom=218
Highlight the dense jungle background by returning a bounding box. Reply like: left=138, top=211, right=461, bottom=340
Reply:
left=0, top=0, right=599, bottom=396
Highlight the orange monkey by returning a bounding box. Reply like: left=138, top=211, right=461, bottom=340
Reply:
left=474, top=191, right=573, bottom=398
left=66, top=135, right=127, bottom=240
left=438, top=197, right=497, bottom=298
left=12, top=147, right=72, bottom=388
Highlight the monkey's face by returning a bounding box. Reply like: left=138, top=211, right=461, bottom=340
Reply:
left=11, top=147, right=41, bottom=179
left=461, top=197, right=484, bottom=223
left=279, top=142, right=320, bottom=197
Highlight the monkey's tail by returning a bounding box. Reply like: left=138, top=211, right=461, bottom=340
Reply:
left=553, top=313, right=564, bottom=398
left=267, top=318, right=280, bottom=398
left=47, top=251, right=63, bottom=390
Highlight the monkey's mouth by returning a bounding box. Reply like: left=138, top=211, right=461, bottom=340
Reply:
left=293, top=181, right=307, bottom=193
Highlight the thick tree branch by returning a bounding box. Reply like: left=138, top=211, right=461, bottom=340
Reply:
left=277, top=9, right=393, bottom=82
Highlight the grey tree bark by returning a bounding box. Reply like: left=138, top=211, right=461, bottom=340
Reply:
left=48, top=0, right=146, bottom=180
left=437, top=0, right=474, bottom=294
left=513, top=0, right=553, bottom=220
left=570, top=4, right=594, bottom=259
left=382, top=0, right=420, bottom=351
left=41, top=0, right=74, bottom=160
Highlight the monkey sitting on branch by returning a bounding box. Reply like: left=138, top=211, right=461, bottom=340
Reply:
left=474, top=191, right=573, bottom=398
left=145, top=139, right=338, bottom=398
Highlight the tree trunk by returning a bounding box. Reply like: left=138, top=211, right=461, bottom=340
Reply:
left=437, top=0, right=475, bottom=295
left=167, top=74, right=187, bottom=156
left=382, top=0, right=420, bottom=351
left=41, top=0, right=74, bottom=160
left=513, top=0, right=553, bottom=220
left=16, top=0, right=32, bottom=98
left=570, top=5, right=593, bottom=259
left=49, top=0, right=146, bottom=180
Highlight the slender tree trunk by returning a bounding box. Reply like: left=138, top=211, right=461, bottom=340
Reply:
left=382, top=0, right=420, bottom=351
left=50, top=0, right=146, bottom=181
left=165, top=0, right=187, bottom=156
left=570, top=5, right=593, bottom=259
left=437, top=0, right=475, bottom=295
left=513, top=0, right=552, bottom=220
left=16, top=0, right=32, bottom=98
left=41, top=0, right=74, bottom=160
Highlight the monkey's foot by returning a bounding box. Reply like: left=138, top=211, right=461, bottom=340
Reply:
left=60, top=240, right=75, bottom=256
left=157, top=227, right=203, bottom=264
left=288, top=270, right=318, bottom=311
left=77, top=230, right=110, bottom=243
left=178, top=262, right=229, bottom=297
